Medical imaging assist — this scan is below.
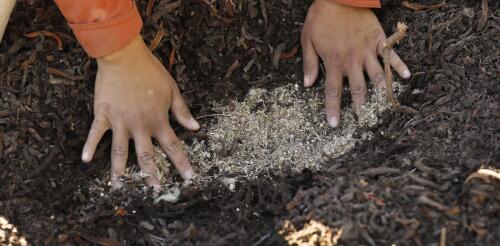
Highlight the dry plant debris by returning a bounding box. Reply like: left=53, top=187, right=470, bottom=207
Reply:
left=401, top=1, right=446, bottom=11
left=279, top=220, right=342, bottom=246
left=477, top=0, right=489, bottom=31
left=139, top=82, right=406, bottom=189
left=148, top=23, right=165, bottom=51
left=24, top=31, right=63, bottom=51
left=465, top=168, right=500, bottom=185
left=382, top=22, right=417, bottom=115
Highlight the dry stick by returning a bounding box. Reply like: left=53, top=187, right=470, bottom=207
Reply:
left=149, top=23, right=165, bottom=51
left=24, top=31, right=64, bottom=51
left=477, top=0, right=489, bottom=31
left=464, top=168, right=500, bottom=185
left=440, top=227, right=447, bottom=246
left=383, top=22, right=418, bottom=115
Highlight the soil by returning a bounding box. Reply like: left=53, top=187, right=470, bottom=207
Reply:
left=1, top=0, right=499, bottom=245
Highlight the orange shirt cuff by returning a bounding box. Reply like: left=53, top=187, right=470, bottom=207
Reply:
left=330, top=0, right=381, bottom=8
left=67, top=3, right=142, bottom=58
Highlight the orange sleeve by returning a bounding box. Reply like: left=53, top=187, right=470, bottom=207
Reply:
left=330, top=0, right=381, bottom=8
left=53, top=0, right=143, bottom=58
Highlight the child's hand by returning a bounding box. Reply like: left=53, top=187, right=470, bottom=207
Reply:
left=83, top=35, right=200, bottom=190
left=301, top=0, right=410, bottom=127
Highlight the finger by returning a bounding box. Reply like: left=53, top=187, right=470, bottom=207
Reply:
left=170, top=87, right=200, bottom=131
left=110, top=126, right=129, bottom=190
left=133, top=134, right=161, bottom=190
left=82, top=115, right=110, bottom=162
left=365, top=55, right=386, bottom=90
left=155, top=126, right=194, bottom=181
left=301, top=32, right=320, bottom=87
left=324, top=65, right=344, bottom=128
left=388, top=49, right=411, bottom=79
left=347, top=66, right=368, bottom=107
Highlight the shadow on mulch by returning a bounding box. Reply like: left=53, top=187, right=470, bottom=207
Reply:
left=0, top=0, right=499, bottom=245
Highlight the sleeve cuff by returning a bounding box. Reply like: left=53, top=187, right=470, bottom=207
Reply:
left=68, top=3, right=143, bottom=58
left=331, top=0, right=381, bottom=8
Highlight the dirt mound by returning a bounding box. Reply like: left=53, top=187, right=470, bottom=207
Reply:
left=146, top=83, right=406, bottom=189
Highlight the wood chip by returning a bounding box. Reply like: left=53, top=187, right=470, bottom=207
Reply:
left=465, top=168, right=500, bottom=185
left=168, top=47, right=176, bottom=71
left=24, top=31, right=63, bottom=51
left=360, top=167, right=400, bottom=177
left=139, top=221, right=155, bottom=231
left=417, top=195, right=449, bottom=211
left=146, top=0, right=156, bottom=17
left=224, top=60, right=240, bottom=79
left=477, top=0, right=489, bottom=31
left=440, top=227, right=447, bottom=246
left=149, top=23, right=165, bottom=51
left=401, top=1, right=446, bottom=11
left=47, top=67, right=85, bottom=81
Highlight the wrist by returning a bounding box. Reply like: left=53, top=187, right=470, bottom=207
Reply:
left=97, top=35, right=148, bottom=66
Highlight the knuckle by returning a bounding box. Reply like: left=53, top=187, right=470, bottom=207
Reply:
left=165, top=139, right=183, bottom=153
left=350, top=84, right=366, bottom=95
left=112, top=146, right=128, bottom=157
left=325, top=86, right=342, bottom=98
left=138, top=150, right=155, bottom=165
left=373, top=72, right=385, bottom=84
left=327, top=52, right=343, bottom=66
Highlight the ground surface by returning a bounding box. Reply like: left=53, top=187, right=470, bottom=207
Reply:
left=0, top=0, right=499, bottom=245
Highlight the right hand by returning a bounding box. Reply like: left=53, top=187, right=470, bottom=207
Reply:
left=82, top=35, right=200, bottom=190
left=301, top=0, right=410, bottom=127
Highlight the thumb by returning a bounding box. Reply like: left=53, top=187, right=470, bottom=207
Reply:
left=301, top=33, right=319, bottom=87
left=170, top=87, right=200, bottom=131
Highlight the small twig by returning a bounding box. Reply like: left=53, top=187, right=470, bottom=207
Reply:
left=168, top=47, right=176, bottom=71
left=401, top=1, right=446, bottom=11
left=47, top=67, right=85, bottom=81
left=440, top=227, right=447, bottom=246
left=259, top=0, right=268, bottom=29
left=310, top=128, right=322, bottom=142
left=361, top=167, right=401, bottom=177
left=24, top=31, right=63, bottom=51
left=408, top=173, right=439, bottom=189
left=418, top=195, right=449, bottom=211
left=465, top=168, right=500, bottom=185
left=251, top=232, right=271, bottom=246
left=224, top=60, right=240, bottom=79
left=195, top=114, right=228, bottom=120
left=383, top=22, right=408, bottom=111
left=149, top=23, right=165, bottom=51
left=146, top=0, right=156, bottom=17
left=477, top=0, right=489, bottom=31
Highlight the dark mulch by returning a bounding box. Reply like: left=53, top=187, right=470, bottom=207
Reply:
left=0, top=0, right=498, bottom=245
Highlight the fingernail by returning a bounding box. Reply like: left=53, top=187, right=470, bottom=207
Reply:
left=304, top=75, right=311, bottom=87
left=402, top=70, right=411, bottom=79
left=328, top=116, right=339, bottom=128
left=190, top=119, right=200, bottom=130
left=81, top=152, right=91, bottom=162
left=182, top=169, right=194, bottom=181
